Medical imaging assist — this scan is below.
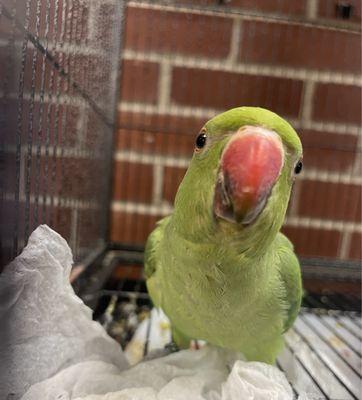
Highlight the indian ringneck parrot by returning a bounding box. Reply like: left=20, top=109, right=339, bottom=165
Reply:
left=144, top=107, right=303, bottom=364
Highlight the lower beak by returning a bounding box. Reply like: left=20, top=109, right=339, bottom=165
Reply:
left=213, top=126, right=284, bottom=225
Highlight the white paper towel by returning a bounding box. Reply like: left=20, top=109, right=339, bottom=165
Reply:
left=0, top=225, right=128, bottom=399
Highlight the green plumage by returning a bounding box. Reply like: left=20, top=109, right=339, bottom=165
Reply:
left=144, top=107, right=303, bottom=364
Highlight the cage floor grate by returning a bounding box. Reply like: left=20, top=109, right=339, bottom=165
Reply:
left=92, top=290, right=361, bottom=399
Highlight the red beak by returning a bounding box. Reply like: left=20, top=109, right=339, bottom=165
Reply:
left=213, top=126, right=284, bottom=225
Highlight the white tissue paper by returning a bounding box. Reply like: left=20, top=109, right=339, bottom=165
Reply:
left=1, top=225, right=309, bottom=400
left=0, top=225, right=128, bottom=399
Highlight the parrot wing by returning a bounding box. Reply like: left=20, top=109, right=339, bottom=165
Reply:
left=276, top=232, right=303, bottom=333
left=144, top=216, right=171, bottom=308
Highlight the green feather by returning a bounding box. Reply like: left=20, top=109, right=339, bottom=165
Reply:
left=144, top=107, right=303, bottom=364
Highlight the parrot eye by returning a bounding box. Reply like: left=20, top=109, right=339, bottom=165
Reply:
left=195, top=132, right=207, bottom=151
left=294, top=160, right=303, bottom=174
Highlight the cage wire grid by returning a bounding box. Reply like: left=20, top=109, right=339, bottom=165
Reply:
left=0, top=0, right=125, bottom=267
left=1, top=0, right=361, bottom=399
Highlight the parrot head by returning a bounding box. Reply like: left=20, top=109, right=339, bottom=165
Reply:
left=174, top=107, right=303, bottom=243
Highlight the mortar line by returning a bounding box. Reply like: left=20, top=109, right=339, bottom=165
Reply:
left=158, top=61, right=172, bottom=111
left=127, top=1, right=361, bottom=33
left=111, top=200, right=362, bottom=233
left=339, top=231, right=352, bottom=259
left=227, top=18, right=241, bottom=64
left=118, top=102, right=362, bottom=136
left=114, top=151, right=362, bottom=185
left=123, top=50, right=362, bottom=86
left=300, top=80, right=316, bottom=123
left=152, top=163, right=164, bottom=205
left=306, top=0, right=318, bottom=20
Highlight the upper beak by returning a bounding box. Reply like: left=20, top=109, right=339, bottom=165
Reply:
left=213, top=126, right=284, bottom=225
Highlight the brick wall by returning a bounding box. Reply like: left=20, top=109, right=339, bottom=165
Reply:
left=112, top=1, right=361, bottom=261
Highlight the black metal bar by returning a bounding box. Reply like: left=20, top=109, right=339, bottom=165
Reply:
left=24, top=0, right=42, bottom=242
left=49, top=0, right=67, bottom=226
left=303, top=294, right=326, bottom=309
left=104, top=0, right=127, bottom=245
left=42, top=0, right=58, bottom=222
left=13, top=0, right=31, bottom=257
left=84, top=289, right=150, bottom=302
left=34, top=0, right=51, bottom=226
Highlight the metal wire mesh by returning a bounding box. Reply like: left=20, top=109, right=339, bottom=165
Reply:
left=0, top=0, right=125, bottom=267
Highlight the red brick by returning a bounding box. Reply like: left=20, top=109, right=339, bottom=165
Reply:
left=124, top=6, right=232, bottom=58
left=112, top=161, right=154, bottom=203
left=116, top=129, right=195, bottom=157
left=224, top=0, right=306, bottom=15
left=110, top=211, right=164, bottom=244
left=282, top=226, right=342, bottom=258
left=300, top=130, right=358, bottom=172
left=239, top=20, right=361, bottom=73
left=171, top=67, right=303, bottom=117
left=177, top=0, right=306, bottom=15
left=298, top=180, right=361, bottom=222
left=163, top=166, right=188, bottom=204
left=349, top=233, right=361, bottom=260
left=312, top=83, right=361, bottom=125
left=118, top=112, right=206, bottom=135
left=318, top=0, right=361, bottom=24
left=120, top=59, right=159, bottom=104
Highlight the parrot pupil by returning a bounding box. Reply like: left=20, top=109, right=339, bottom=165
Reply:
left=294, top=161, right=303, bottom=174
left=196, top=133, right=207, bottom=149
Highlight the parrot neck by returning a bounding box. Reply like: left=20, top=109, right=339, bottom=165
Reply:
left=172, top=155, right=291, bottom=258
left=172, top=174, right=290, bottom=259
left=171, top=206, right=283, bottom=259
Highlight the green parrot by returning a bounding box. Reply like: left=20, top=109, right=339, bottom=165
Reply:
left=144, top=107, right=303, bottom=364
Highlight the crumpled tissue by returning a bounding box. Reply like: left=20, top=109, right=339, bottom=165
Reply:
left=0, top=225, right=308, bottom=400
left=0, top=225, right=128, bottom=399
